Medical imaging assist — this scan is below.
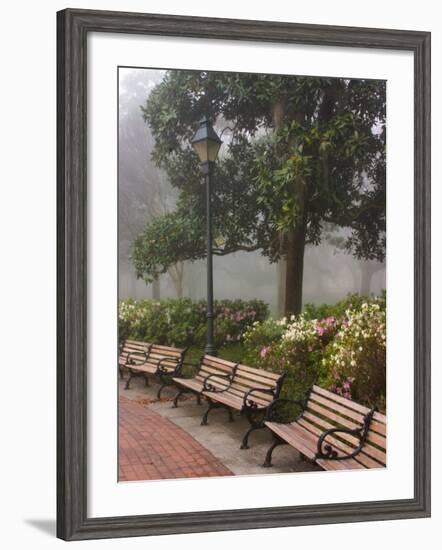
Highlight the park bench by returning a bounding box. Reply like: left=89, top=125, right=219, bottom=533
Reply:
left=263, top=384, right=386, bottom=470
left=201, top=362, right=286, bottom=450
left=118, top=339, right=150, bottom=379
left=120, top=339, right=187, bottom=399
left=172, top=355, right=238, bottom=408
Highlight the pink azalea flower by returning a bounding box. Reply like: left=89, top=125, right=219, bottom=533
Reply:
left=260, top=346, right=269, bottom=359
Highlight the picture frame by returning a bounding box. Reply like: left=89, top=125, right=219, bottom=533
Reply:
left=57, top=8, right=431, bottom=541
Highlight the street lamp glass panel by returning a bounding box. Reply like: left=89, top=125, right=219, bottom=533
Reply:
left=190, top=118, right=222, bottom=163
left=192, top=138, right=222, bottom=163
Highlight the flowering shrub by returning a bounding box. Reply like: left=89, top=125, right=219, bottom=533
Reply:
left=243, top=294, right=386, bottom=409
left=321, top=301, right=386, bottom=408
left=119, top=298, right=268, bottom=348
left=196, top=299, right=268, bottom=346
left=244, top=314, right=341, bottom=399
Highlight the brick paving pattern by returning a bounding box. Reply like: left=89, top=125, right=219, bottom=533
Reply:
left=119, top=396, right=233, bottom=481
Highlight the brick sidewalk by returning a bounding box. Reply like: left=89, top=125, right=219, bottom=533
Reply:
left=119, top=396, right=233, bottom=481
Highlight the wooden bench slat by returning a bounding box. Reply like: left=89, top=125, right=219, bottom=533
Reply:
left=232, top=371, right=278, bottom=390
left=312, top=385, right=386, bottom=424
left=203, top=391, right=244, bottom=410
left=312, top=385, right=370, bottom=414
left=175, top=376, right=231, bottom=394
left=172, top=378, right=204, bottom=393
left=150, top=344, right=186, bottom=354
left=237, top=363, right=281, bottom=381
left=120, top=358, right=144, bottom=364
left=203, top=356, right=238, bottom=369
left=307, top=401, right=360, bottom=431
left=199, top=363, right=236, bottom=376
left=316, top=457, right=367, bottom=471
left=229, top=379, right=275, bottom=397
left=148, top=352, right=182, bottom=361
left=121, top=348, right=148, bottom=355
left=309, top=392, right=367, bottom=423
left=227, top=386, right=271, bottom=407
left=124, top=339, right=151, bottom=347
left=127, top=364, right=157, bottom=375
left=367, top=420, right=387, bottom=437
left=265, top=422, right=318, bottom=460
left=366, top=430, right=386, bottom=449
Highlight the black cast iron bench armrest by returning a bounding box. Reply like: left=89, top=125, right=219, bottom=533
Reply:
left=173, top=361, right=201, bottom=379
left=265, top=397, right=308, bottom=423
left=243, top=387, right=275, bottom=409
left=315, top=408, right=377, bottom=460
left=156, top=356, right=181, bottom=375
left=126, top=350, right=149, bottom=366
left=203, top=373, right=233, bottom=392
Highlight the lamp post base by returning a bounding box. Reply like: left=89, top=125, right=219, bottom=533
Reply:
left=204, top=343, right=217, bottom=356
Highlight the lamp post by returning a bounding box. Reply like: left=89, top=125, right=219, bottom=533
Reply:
left=190, top=118, right=222, bottom=356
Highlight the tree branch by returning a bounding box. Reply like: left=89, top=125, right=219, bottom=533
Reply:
left=213, top=244, right=262, bottom=255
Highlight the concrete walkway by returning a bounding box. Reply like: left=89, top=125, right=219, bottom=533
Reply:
left=119, top=377, right=320, bottom=480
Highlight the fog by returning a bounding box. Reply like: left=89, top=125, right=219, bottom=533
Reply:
left=118, top=68, right=385, bottom=316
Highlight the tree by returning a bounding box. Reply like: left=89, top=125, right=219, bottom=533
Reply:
left=119, top=69, right=185, bottom=299
left=132, top=71, right=386, bottom=315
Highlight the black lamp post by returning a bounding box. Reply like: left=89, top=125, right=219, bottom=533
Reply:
left=190, top=118, right=222, bottom=356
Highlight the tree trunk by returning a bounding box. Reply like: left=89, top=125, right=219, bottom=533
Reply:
left=168, top=261, right=184, bottom=298
left=285, top=223, right=306, bottom=316
left=152, top=278, right=160, bottom=300
left=360, top=261, right=383, bottom=296
left=271, top=98, right=307, bottom=317
left=276, top=259, right=286, bottom=316
left=176, top=275, right=183, bottom=298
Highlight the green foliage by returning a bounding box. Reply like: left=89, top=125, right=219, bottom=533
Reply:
left=119, top=298, right=268, bottom=348
left=133, top=71, right=386, bottom=283
left=303, top=293, right=368, bottom=321
left=303, top=290, right=386, bottom=321
left=132, top=214, right=205, bottom=282
left=243, top=293, right=386, bottom=409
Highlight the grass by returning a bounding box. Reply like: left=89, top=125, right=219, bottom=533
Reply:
left=184, top=343, right=246, bottom=366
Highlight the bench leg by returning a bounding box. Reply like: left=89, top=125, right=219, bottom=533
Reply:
left=240, top=424, right=265, bottom=450
left=124, top=372, right=133, bottom=390
left=125, top=371, right=148, bottom=390
left=201, top=400, right=232, bottom=425
left=263, top=435, right=287, bottom=468
left=173, top=388, right=185, bottom=408
left=201, top=400, right=216, bottom=425
left=157, top=382, right=166, bottom=399
left=157, top=371, right=175, bottom=399
left=240, top=407, right=265, bottom=449
left=118, top=366, right=124, bottom=380
left=174, top=389, right=203, bottom=408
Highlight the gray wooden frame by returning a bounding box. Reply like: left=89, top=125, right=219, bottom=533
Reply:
left=57, top=8, right=431, bottom=541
